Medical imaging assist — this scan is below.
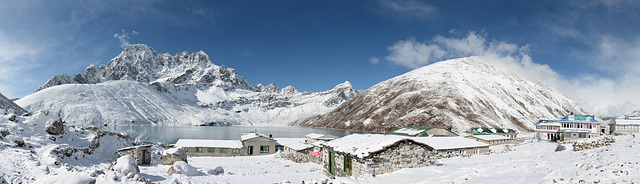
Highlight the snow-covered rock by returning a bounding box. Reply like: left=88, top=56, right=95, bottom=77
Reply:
left=161, top=147, right=187, bottom=165
left=109, top=155, right=140, bottom=175
left=45, top=116, right=64, bottom=135
left=0, top=92, right=27, bottom=115
left=295, top=56, right=583, bottom=133
left=167, top=161, right=201, bottom=176
left=18, top=44, right=357, bottom=126
left=206, top=166, right=224, bottom=175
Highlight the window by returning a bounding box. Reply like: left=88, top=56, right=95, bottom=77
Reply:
left=474, top=148, right=479, bottom=154
left=459, top=150, right=466, bottom=154
left=207, top=148, right=215, bottom=153
left=220, top=148, right=228, bottom=153
left=195, top=147, right=203, bottom=153
left=232, top=149, right=240, bottom=154
left=260, top=146, right=269, bottom=153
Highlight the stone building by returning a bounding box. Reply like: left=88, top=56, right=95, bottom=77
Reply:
left=175, top=132, right=276, bottom=157
left=388, top=126, right=458, bottom=137
left=464, top=134, right=513, bottom=145
left=275, top=138, right=314, bottom=154
left=535, top=115, right=602, bottom=141
left=305, top=133, right=339, bottom=155
left=116, top=145, right=153, bottom=165
left=466, top=127, right=518, bottom=138
left=611, top=116, right=640, bottom=134
left=321, top=134, right=438, bottom=178
left=412, top=137, right=490, bottom=154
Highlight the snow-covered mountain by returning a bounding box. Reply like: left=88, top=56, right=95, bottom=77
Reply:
left=17, top=44, right=356, bottom=126
left=294, top=56, right=583, bottom=133
left=0, top=92, right=27, bottom=115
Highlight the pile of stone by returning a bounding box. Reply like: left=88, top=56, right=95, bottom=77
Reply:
left=571, top=137, right=615, bottom=151
left=277, top=152, right=322, bottom=164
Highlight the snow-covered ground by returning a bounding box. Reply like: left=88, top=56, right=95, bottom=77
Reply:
left=337, top=135, right=640, bottom=184
left=138, top=155, right=326, bottom=183
left=2, top=108, right=639, bottom=183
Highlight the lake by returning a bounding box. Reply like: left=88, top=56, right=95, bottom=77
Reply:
left=101, top=125, right=364, bottom=144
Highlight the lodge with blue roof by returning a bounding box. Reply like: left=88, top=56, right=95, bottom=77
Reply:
left=535, top=114, right=602, bottom=141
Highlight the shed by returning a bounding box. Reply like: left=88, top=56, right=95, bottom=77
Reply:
left=117, top=145, right=153, bottom=165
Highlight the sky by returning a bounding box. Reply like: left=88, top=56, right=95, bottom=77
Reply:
left=1, top=0, right=639, bottom=116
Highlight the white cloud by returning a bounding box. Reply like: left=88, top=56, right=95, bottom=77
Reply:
left=384, top=31, right=640, bottom=117
left=378, top=0, right=436, bottom=19
left=385, top=38, right=445, bottom=68
left=113, top=29, right=140, bottom=48
left=567, top=35, right=640, bottom=116
left=369, top=56, right=381, bottom=64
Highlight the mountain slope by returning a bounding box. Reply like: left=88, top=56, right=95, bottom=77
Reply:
left=18, top=44, right=356, bottom=126
left=294, top=56, right=583, bottom=133
left=0, top=92, right=27, bottom=115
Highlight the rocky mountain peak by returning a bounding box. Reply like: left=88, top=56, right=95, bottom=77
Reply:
left=35, top=44, right=255, bottom=92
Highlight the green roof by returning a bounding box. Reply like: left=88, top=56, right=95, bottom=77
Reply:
left=388, top=126, right=436, bottom=136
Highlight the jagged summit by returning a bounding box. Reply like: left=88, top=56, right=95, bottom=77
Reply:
left=0, top=92, right=27, bottom=115
left=36, top=44, right=255, bottom=92
left=21, top=44, right=357, bottom=126
left=295, top=56, right=583, bottom=133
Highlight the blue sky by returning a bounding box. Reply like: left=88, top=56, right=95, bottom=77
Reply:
left=1, top=0, right=639, bottom=116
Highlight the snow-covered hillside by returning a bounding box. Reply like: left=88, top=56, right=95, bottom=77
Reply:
left=295, top=56, right=583, bottom=133
left=0, top=92, right=27, bottom=115
left=0, top=109, right=152, bottom=183
left=17, top=44, right=356, bottom=126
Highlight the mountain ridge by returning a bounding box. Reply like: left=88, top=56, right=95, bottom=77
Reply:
left=20, top=44, right=356, bottom=126
left=294, top=56, right=584, bottom=133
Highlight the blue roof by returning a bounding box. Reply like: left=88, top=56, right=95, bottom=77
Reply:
left=559, top=115, right=598, bottom=123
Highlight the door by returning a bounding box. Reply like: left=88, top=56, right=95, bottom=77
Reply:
left=329, top=150, right=335, bottom=175
left=141, top=150, right=148, bottom=165
left=344, top=156, right=352, bottom=175
left=247, top=146, right=253, bottom=155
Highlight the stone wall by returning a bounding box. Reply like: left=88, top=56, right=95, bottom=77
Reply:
left=277, top=152, right=321, bottom=164
left=570, top=136, right=616, bottom=151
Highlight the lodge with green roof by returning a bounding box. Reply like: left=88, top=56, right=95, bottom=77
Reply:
left=465, top=127, right=518, bottom=138
left=388, top=126, right=458, bottom=137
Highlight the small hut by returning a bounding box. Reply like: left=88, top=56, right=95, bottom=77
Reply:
left=117, top=145, right=153, bottom=165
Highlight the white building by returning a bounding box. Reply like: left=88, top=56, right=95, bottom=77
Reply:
left=535, top=115, right=601, bottom=141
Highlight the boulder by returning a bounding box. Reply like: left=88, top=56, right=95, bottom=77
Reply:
left=166, top=161, right=201, bottom=176
left=161, top=148, right=187, bottom=165
left=109, top=155, right=140, bottom=175
left=206, top=166, right=224, bottom=175
left=554, top=144, right=566, bottom=152
left=45, top=117, right=64, bottom=135
left=13, top=138, right=25, bottom=147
